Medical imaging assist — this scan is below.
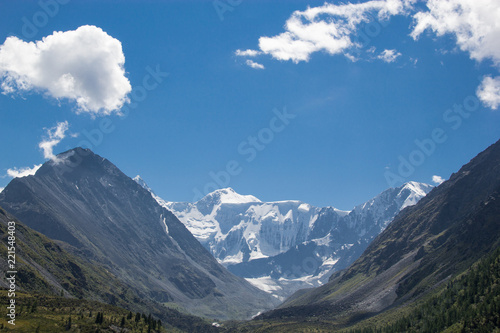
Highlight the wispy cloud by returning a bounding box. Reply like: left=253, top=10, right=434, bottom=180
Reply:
left=432, top=175, right=445, bottom=185
left=237, top=0, right=413, bottom=63
left=39, top=121, right=70, bottom=161
left=377, top=49, right=402, bottom=63
left=246, top=60, right=265, bottom=69
left=5, top=121, right=70, bottom=179
left=0, top=25, right=131, bottom=116
left=235, top=49, right=261, bottom=57
left=7, top=164, right=42, bottom=178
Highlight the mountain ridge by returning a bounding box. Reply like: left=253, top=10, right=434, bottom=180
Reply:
left=0, top=147, right=278, bottom=320
left=251, top=138, right=500, bottom=331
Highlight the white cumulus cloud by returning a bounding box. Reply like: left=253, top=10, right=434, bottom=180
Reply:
left=244, top=0, right=413, bottom=63
left=39, top=121, right=70, bottom=161
left=246, top=60, right=265, bottom=69
left=378, top=49, right=402, bottom=63
left=432, top=175, right=445, bottom=185
left=411, top=0, right=500, bottom=110
left=477, top=76, right=500, bottom=110
left=7, top=164, right=42, bottom=178
left=411, top=0, right=500, bottom=65
left=0, top=25, right=131, bottom=116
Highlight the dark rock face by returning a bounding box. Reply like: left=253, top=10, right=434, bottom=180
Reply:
left=0, top=147, right=278, bottom=320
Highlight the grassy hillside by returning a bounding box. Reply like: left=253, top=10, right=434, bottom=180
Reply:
left=0, top=291, right=183, bottom=332
left=0, top=206, right=219, bottom=332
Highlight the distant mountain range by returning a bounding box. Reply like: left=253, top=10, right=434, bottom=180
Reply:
left=137, top=177, right=432, bottom=301
left=247, top=139, right=500, bottom=331
left=0, top=148, right=278, bottom=320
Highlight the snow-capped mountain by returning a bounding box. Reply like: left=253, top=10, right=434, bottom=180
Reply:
left=136, top=179, right=433, bottom=301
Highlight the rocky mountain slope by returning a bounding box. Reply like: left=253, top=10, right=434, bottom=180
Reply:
left=0, top=205, right=133, bottom=307
left=0, top=148, right=278, bottom=320
left=252, top=139, right=500, bottom=330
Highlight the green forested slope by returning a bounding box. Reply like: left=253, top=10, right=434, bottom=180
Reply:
left=347, top=246, right=500, bottom=333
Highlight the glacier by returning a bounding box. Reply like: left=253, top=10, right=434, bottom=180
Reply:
left=135, top=177, right=433, bottom=301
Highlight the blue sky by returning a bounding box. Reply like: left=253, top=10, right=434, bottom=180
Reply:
left=0, top=0, right=499, bottom=210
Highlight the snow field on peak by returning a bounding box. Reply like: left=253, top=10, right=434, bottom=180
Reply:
left=133, top=178, right=433, bottom=299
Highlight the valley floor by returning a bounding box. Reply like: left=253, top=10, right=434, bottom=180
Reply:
left=226, top=246, right=500, bottom=333
left=0, top=291, right=217, bottom=333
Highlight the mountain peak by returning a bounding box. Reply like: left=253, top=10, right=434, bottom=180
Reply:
left=398, top=181, right=434, bottom=210
left=34, top=147, right=117, bottom=180
left=199, top=187, right=261, bottom=205
left=401, top=181, right=434, bottom=194
left=53, top=147, right=96, bottom=163
left=0, top=147, right=277, bottom=319
left=133, top=175, right=152, bottom=193
left=355, top=181, right=433, bottom=212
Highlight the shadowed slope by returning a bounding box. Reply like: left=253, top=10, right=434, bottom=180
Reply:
left=253, top=139, right=500, bottom=329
